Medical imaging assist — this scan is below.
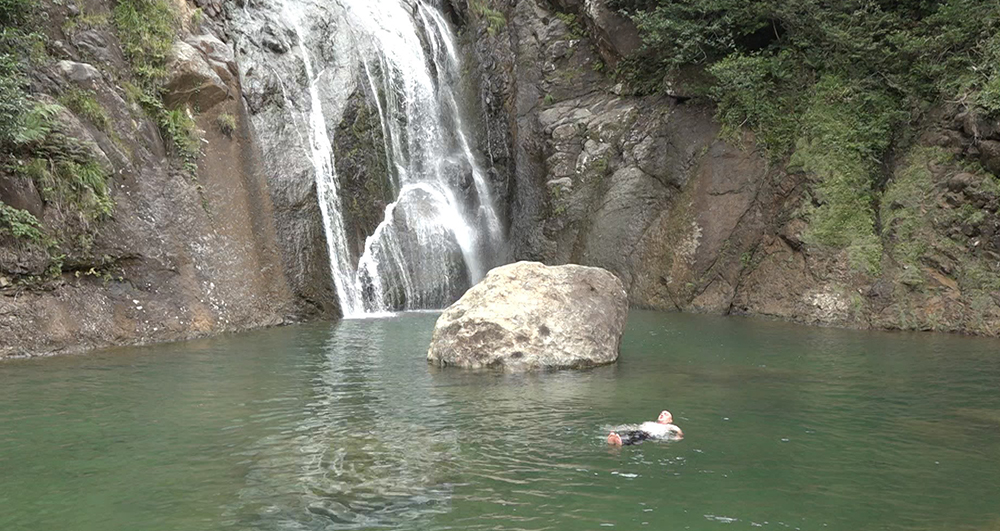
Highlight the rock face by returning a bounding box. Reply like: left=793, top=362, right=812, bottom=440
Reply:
left=459, top=0, right=1000, bottom=336
left=427, top=262, right=628, bottom=370
left=0, top=2, right=306, bottom=358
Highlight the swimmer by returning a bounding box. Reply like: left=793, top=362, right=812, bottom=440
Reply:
left=606, top=410, right=684, bottom=446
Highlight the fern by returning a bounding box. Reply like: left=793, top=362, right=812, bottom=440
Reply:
left=12, top=102, right=59, bottom=145
left=468, top=0, right=506, bottom=35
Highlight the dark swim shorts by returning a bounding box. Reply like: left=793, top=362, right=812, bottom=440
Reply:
left=619, top=430, right=653, bottom=445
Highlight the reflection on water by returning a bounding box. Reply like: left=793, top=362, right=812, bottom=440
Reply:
left=226, top=320, right=458, bottom=529
left=1, top=311, right=999, bottom=531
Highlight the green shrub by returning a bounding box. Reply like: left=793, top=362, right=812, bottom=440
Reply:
left=113, top=4, right=200, bottom=174
left=0, top=0, right=37, bottom=27
left=190, top=7, right=204, bottom=27
left=0, top=0, right=44, bottom=63
left=610, top=0, right=1000, bottom=146
left=12, top=102, right=60, bottom=146
left=555, top=12, right=584, bottom=40
left=606, top=0, right=1000, bottom=265
left=0, top=202, right=42, bottom=241
left=0, top=0, right=42, bottom=147
left=0, top=0, right=118, bottom=263
left=62, top=8, right=110, bottom=35
left=791, top=76, right=903, bottom=274
left=709, top=51, right=802, bottom=156
left=880, top=149, right=940, bottom=270
left=20, top=151, right=113, bottom=221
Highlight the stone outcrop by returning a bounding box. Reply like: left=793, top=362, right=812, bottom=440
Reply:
left=163, top=39, right=231, bottom=110
left=427, top=262, right=628, bottom=370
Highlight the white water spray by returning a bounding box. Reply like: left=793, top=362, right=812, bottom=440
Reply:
left=283, top=0, right=503, bottom=317
left=284, top=4, right=365, bottom=316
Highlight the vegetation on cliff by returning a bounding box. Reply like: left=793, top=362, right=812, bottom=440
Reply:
left=0, top=0, right=198, bottom=283
left=114, top=0, right=200, bottom=173
left=0, top=0, right=113, bottom=263
left=611, top=0, right=1000, bottom=273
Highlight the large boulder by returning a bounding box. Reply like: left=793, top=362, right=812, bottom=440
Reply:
left=427, top=261, right=629, bottom=371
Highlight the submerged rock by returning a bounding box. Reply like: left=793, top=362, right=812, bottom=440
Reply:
left=427, top=261, right=628, bottom=371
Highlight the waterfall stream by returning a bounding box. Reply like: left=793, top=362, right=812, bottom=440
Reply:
left=283, top=0, right=503, bottom=317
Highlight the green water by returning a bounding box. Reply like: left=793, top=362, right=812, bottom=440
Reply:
left=2, top=311, right=999, bottom=531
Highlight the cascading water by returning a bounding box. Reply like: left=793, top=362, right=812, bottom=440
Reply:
left=284, top=0, right=503, bottom=317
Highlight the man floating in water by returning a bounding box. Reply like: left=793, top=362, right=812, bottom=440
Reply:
left=606, top=410, right=684, bottom=446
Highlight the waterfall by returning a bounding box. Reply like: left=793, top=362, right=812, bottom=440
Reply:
left=283, top=5, right=365, bottom=316
left=283, top=0, right=503, bottom=317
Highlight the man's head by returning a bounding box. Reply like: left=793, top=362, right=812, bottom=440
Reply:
left=606, top=432, right=623, bottom=446
left=657, top=410, right=673, bottom=424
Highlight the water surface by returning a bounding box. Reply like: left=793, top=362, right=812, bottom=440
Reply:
left=2, top=312, right=999, bottom=530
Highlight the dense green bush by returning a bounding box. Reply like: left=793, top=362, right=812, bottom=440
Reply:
left=0, top=0, right=36, bottom=26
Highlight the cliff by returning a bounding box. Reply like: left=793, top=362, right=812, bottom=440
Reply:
left=2, top=0, right=998, bottom=359
left=0, top=0, right=343, bottom=358
left=458, top=0, right=1000, bottom=335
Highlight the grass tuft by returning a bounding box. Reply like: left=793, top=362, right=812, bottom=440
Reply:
left=216, top=113, right=236, bottom=138
left=59, top=88, right=111, bottom=132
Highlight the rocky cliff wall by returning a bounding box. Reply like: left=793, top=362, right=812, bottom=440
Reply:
left=459, top=0, right=1000, bottom=335
left=0, top=0, right=342, bottom=358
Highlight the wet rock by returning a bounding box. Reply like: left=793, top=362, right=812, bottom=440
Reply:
left=262, top=35, right=289, bottom=54
left=359, top=187, right=471, bottom=311
left=427, top=262, right=628, bottom=371
left=261, top=23, right=292, bottom=54
left=334, top=87, right=390, bottom=259
left=229, top=0, right=360, bottom=317
left=163, top=40, right=230, bottom=110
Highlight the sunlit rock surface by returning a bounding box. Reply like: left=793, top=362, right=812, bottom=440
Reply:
left=427, top=261, right=628, bottom=371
